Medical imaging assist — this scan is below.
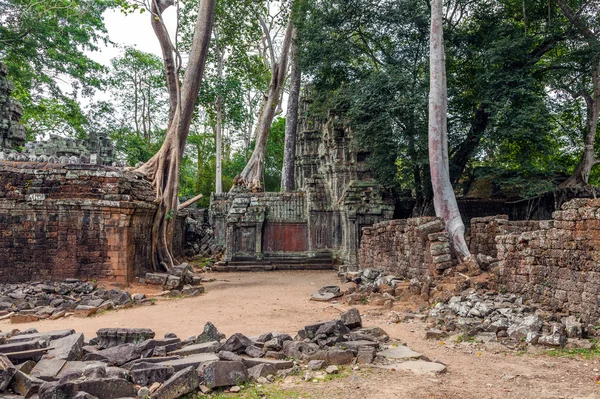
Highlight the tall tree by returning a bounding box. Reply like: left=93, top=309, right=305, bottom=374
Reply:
left=233, top=3, right=294, bottom=192
left=132, top=0, right=216, bottom=271
left=281, top=21, right=301, bottom=191
left=553, top=0, right=600, bottom=188
left=428, top=0, right=471, bottom=260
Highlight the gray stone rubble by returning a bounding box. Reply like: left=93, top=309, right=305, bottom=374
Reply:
left=0, top=265, right=206, bottom=324
left=0, top=309, right=444, bottom=398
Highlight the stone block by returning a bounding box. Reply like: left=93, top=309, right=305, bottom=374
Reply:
left=201, top=361, right=248, bottom=389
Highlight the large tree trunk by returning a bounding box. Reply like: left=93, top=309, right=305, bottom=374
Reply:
left=233, top=13, right=294, bottom=192
left=135, top=0, right=216, bottom=271
left=281, top=27, right=301, bottom=192
left=428, top=0, right=471, bottom=261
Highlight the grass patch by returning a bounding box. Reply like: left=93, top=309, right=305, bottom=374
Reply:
left=546, top=347, right=600, bottom=359
left=453, top=334, right=476, bottom=344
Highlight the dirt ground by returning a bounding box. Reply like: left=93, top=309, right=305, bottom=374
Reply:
left=2, top=270, right=599, bottom=399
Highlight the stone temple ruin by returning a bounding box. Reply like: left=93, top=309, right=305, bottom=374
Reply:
left=211, top=102, right=395, bottom=271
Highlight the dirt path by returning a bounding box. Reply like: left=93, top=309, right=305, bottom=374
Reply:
left=2, top=270, right=598, bottom=399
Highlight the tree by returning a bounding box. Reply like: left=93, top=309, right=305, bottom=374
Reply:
left=233, top=2, right=294, bottom=192
left=428, top=0, right=471, bottom=260
left=0, top=0, right=113, bottom=139
left=132, top=0, right=216, bottom=272
left=553, top=0, right=600, bottom=188
left=281, top=14, right=302, bottom=192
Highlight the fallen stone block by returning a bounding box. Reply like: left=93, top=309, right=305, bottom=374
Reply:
left=9, top=369, right=45, bottom=396
left=96, top=328, right=155, bottom=349
left=130, top=363, right=175, bottom=386
left=248, top=363, right=276, bottom=381
left=158, top=353, right=219, bottom=372
left=219, top=333, right=255, bottom=354
left=149, top=366, right=198, bottom=399
left=10, top=314, right=40, bottom=324
left=74, top=305, right=98, bottom=318
left=0, top=354, right=16, bottom=391
left=30, top=358, right=66, bottom=381
left=168, top=341, right=218, bottom=357
left=196, top=322, right=226, bottom=344
left=43, top=332, right=84, bottom=361
left=325, top=349, right=354, bottom=366
left=240, top=357, right=294, bottom=371
left=336, top=340, right=378, bottom=353
left=145, top=273, right=169, bottom=286
left=201, top=361, right=248, bottom=389
left=83, top=343, right=142, bottom=366
left=283, top=341, right=319, bottom=359
left=38, top=377, right=137, bottom=399
left=340, top=308, right=362, bottom=329
left=7, top=330, right=74, bottom=344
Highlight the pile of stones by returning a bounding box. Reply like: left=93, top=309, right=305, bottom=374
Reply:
left=325, top=268, right=416, bottom=307
left=0, top=280, right=154, bottom=324
left=425, top=290, right=594, bottom=350
left=0, top=309, right=446, bottom=398
left=180, top=208, right=223, bottom=259
left=141, top=263, right=206, bottom=297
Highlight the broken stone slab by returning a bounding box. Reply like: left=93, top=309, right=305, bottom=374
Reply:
left=378, top=346, right=424, bottom=361
left=336, top=340, right=378, bottom=353
left=218, top=333, right=255, bottom=354
left=348, top=327, right=390, bottom=342
left=0, top=340, right=47, bottom=355
left=145, top=273, right=169, bottom=286
left=96, top=328, right=155, bottom=349
left=38, top=377, right=137, bottom=399
left=56, top=361, right=106, bottom=378
left=357, top=346, right=376, bottom=364
left=283, top=341, right=320, bottom=359
left=217, top=351, right=243, bottom=362
left=42, top=332, right=84, bottom=361
left=307, top=360, right=325, bottom=371
left=311, top=288, right=342, bottom=302
left=120, top=356, right=181, bottom=371
left=385, top=360, right=447, bottom=375
left=4, top=347, right=50, bottom=362
left=244, top=345, right=264, bottom=358
left=167, top=341, right=219, bottom=357
left=150, top=365, right=198, bottom=399
left=130, top=363, right=175, bottom=386
left=83, top=343, right=142, bottom=366
left=240, top=357, right=294, bottom=371
left=9, top=370, right=45, bottom=396
left=138, top=338, right=182, bottom=355
left=324, top=349, right=354, bottom=366
left=200, top=361, right=248, bottom=389
left=7, top=330, right=75, bottom=344
left=16, top=360, right=36, bottom=374
left=30, top=358, right=66, bottom=381
left=10, top=314, right=40, bottom=324
left=74, top=305, right=99, bottom=318
left=340, top=308, right=362, bottom=329
left=507, top=315, right=543, bottom=341
left=157, top=353, right=219, bottom=372
left=314, top=320, right=350, bottom=337
left=0, top=354, right=16, bottom=391
left=196, top=322, right=226, bottom=344
left=248, top=363, right=276, bottom=381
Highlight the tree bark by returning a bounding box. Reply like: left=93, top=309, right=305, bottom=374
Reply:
left=281, top=27, right=301, bottom=192
left=233, top=9, right=294, bottom=192
left=428, top=0, right=471, bottom=261
left=135, top=0, right=216, bottom=271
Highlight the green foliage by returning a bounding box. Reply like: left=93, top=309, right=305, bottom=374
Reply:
left=0, top=0, right=113, bottom=139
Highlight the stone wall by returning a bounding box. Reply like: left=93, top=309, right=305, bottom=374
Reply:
left=497, top=199, right=600, bottom=323
left=358, top=217, right=452, bottom=278
left=0, top=162, right=157, bottom=283
left=468, top=215, right=542, bottom=258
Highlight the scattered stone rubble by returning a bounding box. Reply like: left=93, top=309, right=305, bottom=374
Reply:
left=0, top=265, right=207, bottom=325
left=0, top=309, right=445, bottom=398
left=0, top=280, right=153, bottom=324
left=425, top=290, right=595, bottom=351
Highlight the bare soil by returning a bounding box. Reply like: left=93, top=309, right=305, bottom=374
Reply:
left=2, top=270, right=599, bottom=399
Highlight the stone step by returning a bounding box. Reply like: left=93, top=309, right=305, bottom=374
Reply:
left=213, top=263, right=334, bottom=272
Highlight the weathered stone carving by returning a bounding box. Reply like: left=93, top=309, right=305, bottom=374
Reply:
left=211, top=98, right=394, bottom=270
left=0, top=63, right=26, bottom=150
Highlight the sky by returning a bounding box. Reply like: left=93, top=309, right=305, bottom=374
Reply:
left=89, top=8, right=178, bottom=67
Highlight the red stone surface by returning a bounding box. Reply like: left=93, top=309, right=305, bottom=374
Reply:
left=263, top=222, right=308, bottom=253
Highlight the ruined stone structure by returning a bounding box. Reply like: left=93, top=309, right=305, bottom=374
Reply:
left=211, top=104, right=394, bottom=270
left=497, top=198, right=600, bottom=323
left=0, top=162, right=157, bottom=283
left=0, top=63, right=26, bottom=150
left=358, top=218, right=452, bottom=278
